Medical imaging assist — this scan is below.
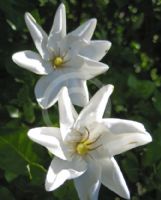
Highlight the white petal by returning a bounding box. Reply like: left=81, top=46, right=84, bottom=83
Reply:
left=48, top=3, right=66, bottom=51
left=78, top=56, right=109, bottom=80
left=65, top=55, right=109, bottom=80
left=69, top=19, right=97, bottom=41
left=58, top=87, right=78, bottom=141
left=35, top=69, right=90, bottom=109
left=80, top=40, right=112, bottom=61
left=58, top=36, right=88, bottom=58
left=25, top=13, right=52, bottom=60
left=102, top=118, right=152, bottom=156
left=12, top=51, right=52, bottom=75
left=67, top=79, right=89, bottom=107
left=101, top=157, right=130, bottom=199
left=28, top=127, right=68, bottom=160
left=75, top=85, right=114, bottom=128
left=74, top=159, right=101, bottom=200
left=45, top=157, right=87, bottom=191
left=35, top=70, right=66, bottom=109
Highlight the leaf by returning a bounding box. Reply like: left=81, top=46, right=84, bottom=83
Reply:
left=121, top=152, right=139, bottom=182
left=17, top=85, right=35, bottom=123
left=54, top=181, right=78, bottom=200
left=128, top=75, right=155, bottom=99
left=153, top=90, right=161, bottom=114
left=142, top=141, right=161, bottom=167
left=5, top=171, right=18, bottom=182
left=0, top=127, right=46, bottom=178
left=0, top=187, right=15, bottom=200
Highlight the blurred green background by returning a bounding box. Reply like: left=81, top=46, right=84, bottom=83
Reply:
left=0, top=0, right=161, bottom=199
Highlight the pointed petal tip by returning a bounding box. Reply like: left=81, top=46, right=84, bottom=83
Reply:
left=59, top=2, right=65, bottom=9
left=24, top=12, right=30, bottom=17
left=105, top=40, right=112, bottom=51
left=103, top=84, right=114, bottom=94
left=11, top=52, right=21, bottom=64
left=90, top=18, right=97, bottom=24
left=27, top=129, right=34, bottom=140
left=24, top=12, right=33, bottom=21
left=45, top=182, right=52, bottom=192
left=11, top=53, right=16, bottom=62
left=117, top=188, right=130, bottom=199
left=88, top=18, right=97, bottom=29
left=145, top=132, right=152, bottom=143
left=124, top=190, right=130, bottom=200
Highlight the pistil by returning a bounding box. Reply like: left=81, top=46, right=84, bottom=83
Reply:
left=75, top=128, right=102, bottom=156
left=52, top=56, right=63, bottom=68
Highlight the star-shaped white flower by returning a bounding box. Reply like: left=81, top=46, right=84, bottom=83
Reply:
left=12, top=3, right=111, bottom=108
left=28, top=85, right=152, bottom=200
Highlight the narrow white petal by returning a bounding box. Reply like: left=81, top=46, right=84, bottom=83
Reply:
left=67, top=79, right=89, bottom=107
left=102, top=118, right=152, bottom=156
left=35, top=69, right=90, bottom=109
left=45, top=157, right=87, bottom=191
left=28, top=127, right=68, bottom=160
left=58, top=35, right=88, bottom=58
left=80, top=40, right=112, bottom=61
left=75, top=85, right=114, bottom=128
left=58, top=87, right=78, bottom=141
left=74, top=159, right=101, bottom=200
left=25, top=13, right=52, bottom=60
left=78, top=56, right=109, bottom=80
left=69, top=19, right=97, bottom=41
left=65, top=55, right=109, bottom=79
left=48, top=3, right=66, bottom=51
left=34, top=70, right=66, bottom=109
left=101, top=157, right=130, bottom=199
left=12, top=51, right=52, bottom=75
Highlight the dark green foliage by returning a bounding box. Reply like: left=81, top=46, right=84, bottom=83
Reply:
left=0, top=0, right=161, bottom=199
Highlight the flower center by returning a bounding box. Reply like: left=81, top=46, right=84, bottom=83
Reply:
left=76, top=142, right=89, bottom=155
left=53, top=56, right=63, bottom=68
left=75, top=128, right=102, bottom=156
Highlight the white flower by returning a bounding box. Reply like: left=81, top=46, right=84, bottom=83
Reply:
left=12, top=3, right=111, bottom=108
left=28, top=85, right=152, bottom=200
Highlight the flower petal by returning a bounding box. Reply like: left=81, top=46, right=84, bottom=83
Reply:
left=74, top=159, right=101, bottom=200
left=45, top=156, right=87, bottom=191
left=80, top=40, right=112, bottom=61
left=102, top=118, right=152, bottom=156
left=67, top=79, right=89, bottom=107
left=75, top=85, right=114, bottom=128
left=48, top=3, right=66, bottom=51
left=12, top=50, right=52, bottom=75
left=58, top=87, right=78, bottom=141
left=69, top=19, right=97, bottom=41
left=65, top=55, right=109, bottom=80
left=25, top=13, right=52, bottom=60
left=78, top=56, right=109, bottom=80
left=35, top=68, right=91, bottom=109
left=101, top=157, right=130, bottom=199
left=28, top=127, right=68, bottom=160
left=35, top=70, right=67, bottom=109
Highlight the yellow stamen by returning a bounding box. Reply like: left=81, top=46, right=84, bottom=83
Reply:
left=53, top=56, right=63, bottom=68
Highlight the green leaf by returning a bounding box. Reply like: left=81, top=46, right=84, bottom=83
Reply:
left=128, top=75, right=155, bottom=99
left=5, top=171, right=18, bottom=182
left=153, top=90, right=161, bottom=114
left=0, top=127, right=46, bottom=177
left=0, top=187, right=15, bottom=200
left=17, top=85, right=35, bottom=123
left=142, top=141, right=161, bottom=167
left=121, top=152, right=139, bottom=182
left=54, top=181, right=78, bottom=200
